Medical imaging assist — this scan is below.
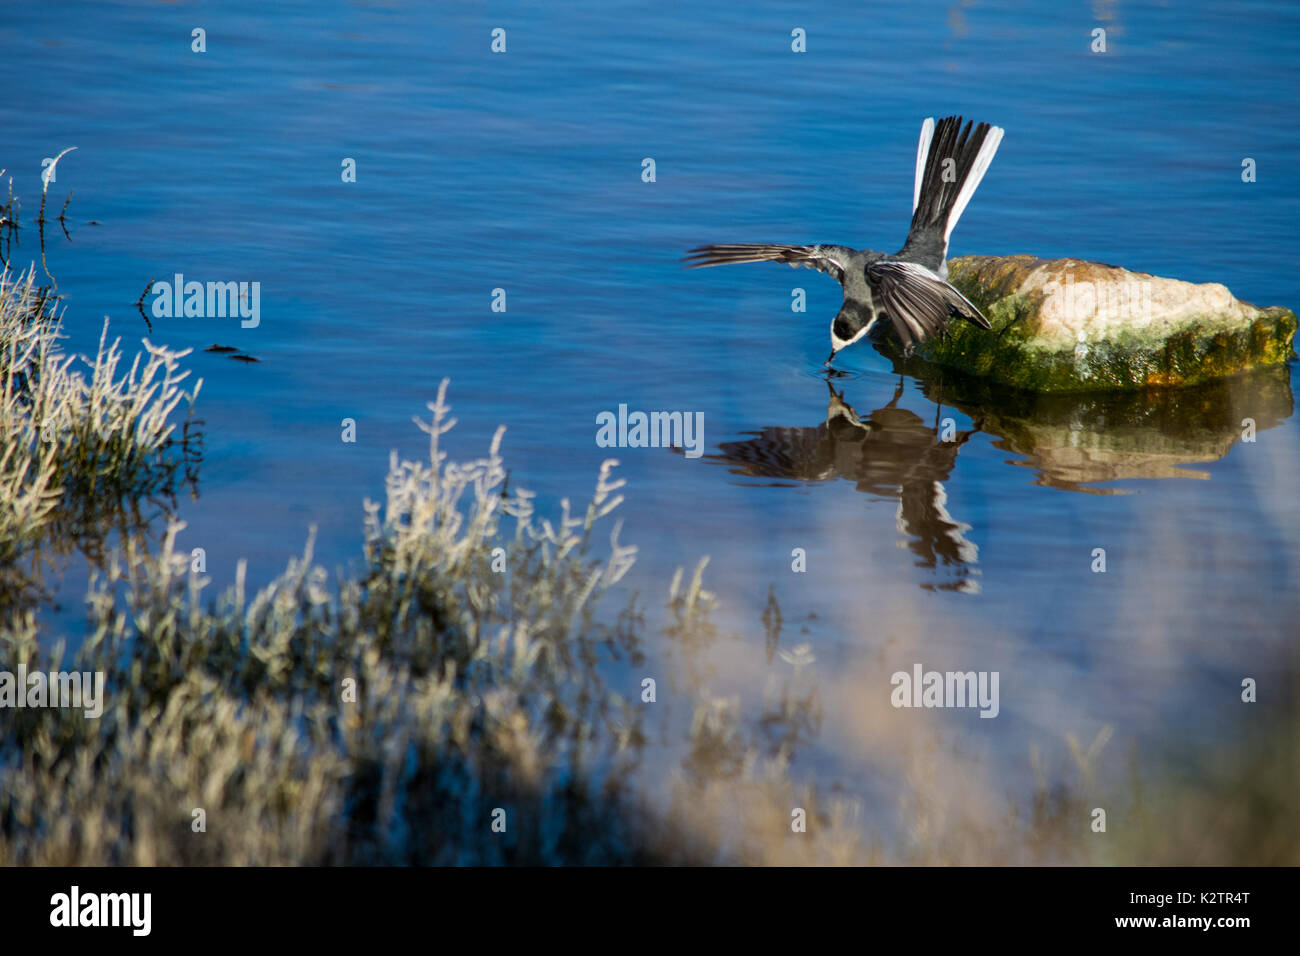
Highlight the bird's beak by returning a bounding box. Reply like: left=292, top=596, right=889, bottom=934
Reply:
left=825, top=349, right=837, bottom=365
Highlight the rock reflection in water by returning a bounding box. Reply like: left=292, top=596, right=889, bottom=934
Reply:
left=899, top=359, right=1296, bottom=494
left=707, top=363, right=1294, bottom=592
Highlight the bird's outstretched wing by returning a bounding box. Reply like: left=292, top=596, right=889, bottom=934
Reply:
left=866, top=259, right=991, bottom=349
left=684, top=244, right=852, bottom=283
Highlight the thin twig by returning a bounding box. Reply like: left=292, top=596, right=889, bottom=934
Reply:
left=38, top=148, right=76, bottom=286
left=57, top=190, right=73, bottom=241
left=135, top=278, right=156, bottom=333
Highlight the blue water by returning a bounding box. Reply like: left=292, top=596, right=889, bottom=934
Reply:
left=3, top=1, right=1298, bottom=815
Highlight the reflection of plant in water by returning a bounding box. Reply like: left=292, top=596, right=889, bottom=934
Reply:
left=761, top=584, right=782, bottom=663
left=663, top=556, right=717, bottom=689
left=0, top=171, right=21, bottom=269
left=760, top=643, right=823, bottom=759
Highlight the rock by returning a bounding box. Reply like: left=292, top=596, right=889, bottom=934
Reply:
left=884, top=255, right=1297, bottom=391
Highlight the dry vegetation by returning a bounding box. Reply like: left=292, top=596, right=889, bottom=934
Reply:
left=0, top=267, right=200, bottom=605
left=0, top=266, right=1293, bottom=865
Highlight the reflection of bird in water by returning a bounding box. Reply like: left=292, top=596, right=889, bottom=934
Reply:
left=709, top=381, right=983, bottom=592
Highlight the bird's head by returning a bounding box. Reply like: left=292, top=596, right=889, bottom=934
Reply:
left=827, top=302, right=874, bottom=363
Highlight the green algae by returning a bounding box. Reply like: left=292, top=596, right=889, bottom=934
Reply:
left=878, top=255, right=1298, bottom=393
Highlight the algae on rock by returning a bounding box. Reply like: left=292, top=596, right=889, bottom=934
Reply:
left=880, top=255, right=1297, bottom=392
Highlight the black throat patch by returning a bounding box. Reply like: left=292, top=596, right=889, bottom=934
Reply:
left=833, top=300, right=874, bottom=342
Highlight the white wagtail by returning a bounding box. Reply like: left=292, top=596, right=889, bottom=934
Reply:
left=686, top=115, right=1004, bottom=364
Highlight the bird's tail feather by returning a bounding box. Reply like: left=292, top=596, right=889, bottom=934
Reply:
left=912, top=117, right=935, bottom=214
left=909, top=116, right=1003, bottom=245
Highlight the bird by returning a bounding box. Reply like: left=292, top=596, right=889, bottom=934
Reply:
left=685, top=115, right=1004, bottom=364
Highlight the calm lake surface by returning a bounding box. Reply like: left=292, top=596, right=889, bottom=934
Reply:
left=4, top=1, right=1297, bottom=832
